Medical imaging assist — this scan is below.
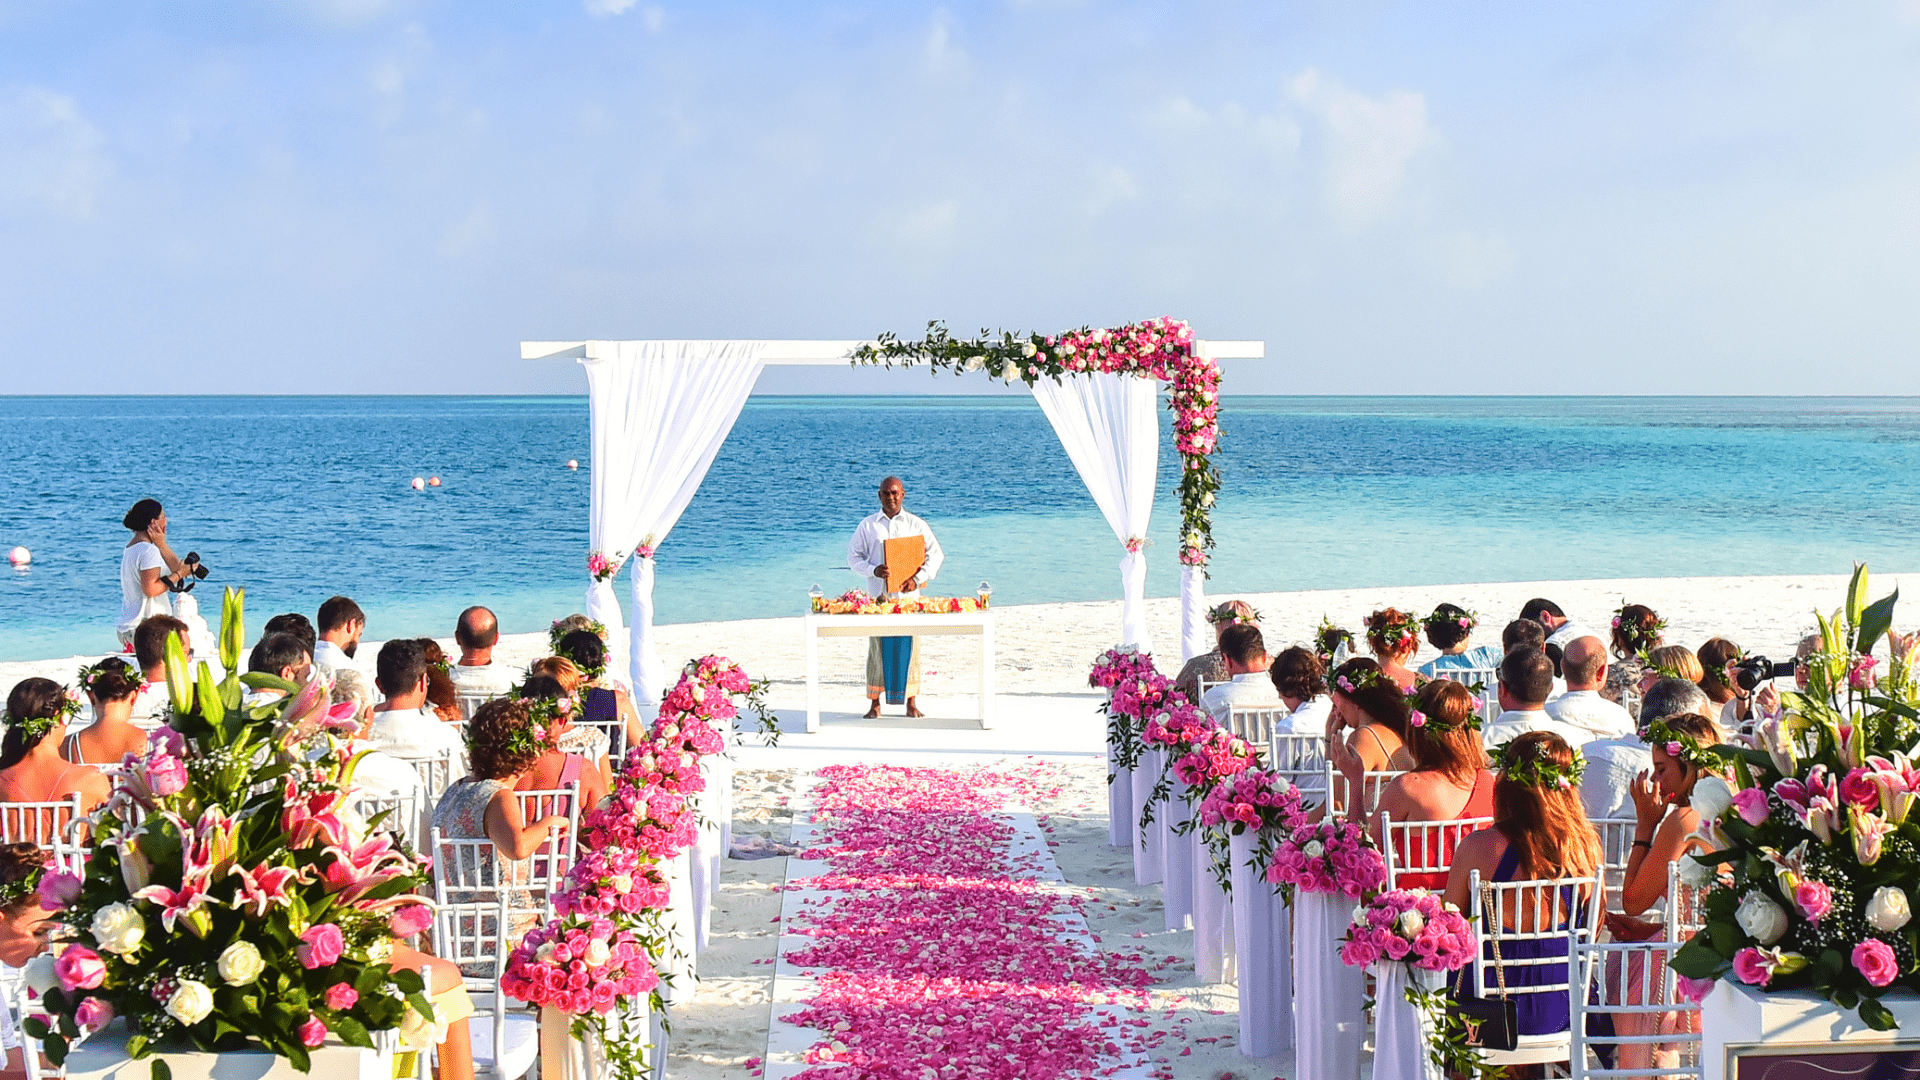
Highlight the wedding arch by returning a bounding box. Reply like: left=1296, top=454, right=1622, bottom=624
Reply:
left=522, top=321, right=1263, bottom=707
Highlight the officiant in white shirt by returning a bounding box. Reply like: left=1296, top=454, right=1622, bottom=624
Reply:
left=846, top=476, right=945, bottom=718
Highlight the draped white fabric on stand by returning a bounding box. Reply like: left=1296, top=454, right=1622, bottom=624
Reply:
left=1029, top=372, right=1158, bottom=654
left=1180, top=565, right=1210, bottom=663
left=583, top=341, right=767, bottom=704
left=1229, top=829, right=1293, bottom=1057
left=1373, top=963, right=1446, bottom=1080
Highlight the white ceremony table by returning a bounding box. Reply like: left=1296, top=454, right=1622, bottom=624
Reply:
left=802, top=611, right=996, bottom=731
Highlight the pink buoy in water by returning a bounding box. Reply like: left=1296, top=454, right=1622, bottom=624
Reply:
left=6, top=546, right=28, bottom=566
left=410, top=477, right=425, bottom=491
left=567, top=459, right=579, bottom=470
left=428, top=476, right=442, bottom=487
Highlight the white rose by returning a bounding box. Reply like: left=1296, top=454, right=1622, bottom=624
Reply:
left=1396, top=910, right=1426, bottom=937
left=610, top=874, right=633, bottom=895
left=1735, top=891, right=1788, bottom=946
left=398, top=1004, right=448, bottom=1050
left=1869, top=886, right=1913, bottom=932
left=91, top=902, right=146, bottom=956
left=217, top=941, right=265, bottom=986
left=21, top=954, right=57, bottom=995
left=1675, top=855, right=1715, bottom=889
left=1350, top=905, right=1369, bottom=928
left=1302, top=840, right=1325, bottom=859
left=1691, top=775, right=1735, bottom=822
left=584, top=940, right=611, bottom=968
left=166, top=979, right=214, bottom=1026
left=536, top=942, right=557, bottom=964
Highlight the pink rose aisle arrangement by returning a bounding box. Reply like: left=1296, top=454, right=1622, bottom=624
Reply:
left=30, top=590, right=436, bottom=1077
left=1194, top=768, right=1304, bottom=889
left=1342, top=889, right=1478, bottom=1076
left=1672, top=566, right=1920, bottom=1030
left=1091, top=646, right=1159, bottom=772
left=1267, top=817, right=1388, bottom=902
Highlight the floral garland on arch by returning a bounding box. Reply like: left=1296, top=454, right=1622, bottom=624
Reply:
left=853, top=317, right=1222, bottom=568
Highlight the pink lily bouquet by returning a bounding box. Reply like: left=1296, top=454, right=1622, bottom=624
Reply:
left=29, top=589, right=436, bottom=1076
left=1672, top=566, right=1920, bottom=1030
left=1341, top=889, right=1475, bottom=973
left=1267, top=818, right=1388, bottom=901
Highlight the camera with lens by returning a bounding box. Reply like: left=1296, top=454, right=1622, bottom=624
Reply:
left=1733, top=655, right=1795, bottom=692
left=168, top=552, right=212, bottom=594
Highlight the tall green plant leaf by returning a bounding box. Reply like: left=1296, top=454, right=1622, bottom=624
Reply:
left=1860, top=587, right=1901, bottom=658
left=1848, top=563, right=1870, bottom=636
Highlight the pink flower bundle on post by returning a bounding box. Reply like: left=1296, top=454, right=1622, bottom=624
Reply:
left=1339, top=889, right=1475, bottom=972
left=501, top=921, right=661, bottom=1015
left=1089, top=646, right=1154, bottom=690
left=1267, top=818, right=1388, bottom=901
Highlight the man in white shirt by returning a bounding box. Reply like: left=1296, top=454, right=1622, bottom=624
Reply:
left=1544, top=636, right=1635, bottom=741
left=367, top=639, right=465, bottom=761
left=131, top=614, right=190, bottom=724
left=449, top=605, right=515, bottom=698
left=315, top=595, right=367, bottom=677
left=846, top=476, right=946, bottom=718
left=1201, top=624, right=1282, bottom=724
left=1484, top=647, right=1590, bottom=751
left=243, top=632, right=314, bottom=709
left=1578, top=679, right=1707, bottom=821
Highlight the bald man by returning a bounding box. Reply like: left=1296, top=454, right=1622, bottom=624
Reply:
left=1543, top=635, right=1636, bottom=740
left=449, top=605, right=514, bottom=697
left=846, top=476, right=946, bottom=718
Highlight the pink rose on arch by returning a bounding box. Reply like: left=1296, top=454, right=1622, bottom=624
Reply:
left=298, top=1015, right=329, bottom=1048
left=1853, top=939, right=1899, bottom=988
left=1731, top=786, right=1771, bottom=827
left=298, top=923, right=345, bottom=969
left=1794, top=880, right=1834, bottom=922
left=1732, top=947, right=1774, bottom=987
left=324, top=983, right=359, bottom=1011
left=55, top=946, right=107, bottom=993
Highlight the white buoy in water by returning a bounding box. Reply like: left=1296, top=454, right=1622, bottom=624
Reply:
left=428, top=476, right=442, bottom=487
left=567, top=460, right=579, bottom=470
left=410, top=477, right=425, bottom=491
left=6, top=546, right=28, bottom=566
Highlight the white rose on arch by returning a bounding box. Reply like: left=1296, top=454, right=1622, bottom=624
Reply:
left=1868, top=886, right=1913, bottom=932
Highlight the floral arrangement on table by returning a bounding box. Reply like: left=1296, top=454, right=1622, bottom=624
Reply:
left=1341, top=889, right=1479, bottom=1076
left=28, top=589, right=438, bottom=1077
left=852, top=317, right=1223, bottom=570
left=503, top=652, right=765, bottom=1079
left=810, top=589, right=989, bottom=616
left=1267, top=817, right=1389, bottom=902
left=1671, top=566, right=1920, bottom=1030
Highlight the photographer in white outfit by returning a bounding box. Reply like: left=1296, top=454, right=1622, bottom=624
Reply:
left=117, top=499, right=192, bottom=647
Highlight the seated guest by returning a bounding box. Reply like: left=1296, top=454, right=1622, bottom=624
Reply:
left=1640, top=644, right=1704, bottom=694
left=1445, top=731, right=1603, bottom=1043
left=1578, top=678, right=1708, bottom=821
left=555, top=630, right=649, bottom=754
left=1364, top=607, right=1422, bottom=690
left=63, top=658, right=149, bottom=768
left=513, top=675, right=609, bottom=813
left=524, top=657, right=614, bottom=788
left=1484, top=647, right=1588, bottom=751
left=420, top=639, right=463, bottom=724
left=262, top=612, right=318, bottom=666
left=367, top=639, right=465, bottom=762
left=1418, top=604, right=1503, bottom=676
left=1502, top=618, right=1566, bottom=700
left=1603, top=603, right=1664, bottom=709
left=1326, top=657, right=1415, bottom=822
left=130, top=614, right=189, bottom=724
left=315, top=595, right=367, bottom=676
left=1201, top=624, right=1281, bottom=724
left=1522, top=597, right=1594, bottom=652
left=1269, top=647, right=1333, bottom=734
left=450, top=605, right=515, bottom=697
left=1315, top=621, right=1357, bottom=668
left=1370, top=680, right=1494, bottom=888
left=243, top=632, right=313, bottom=707
left=0, top=842, right=54, bottom=967
left=1174, top=601, right=1257, bottom=703
left=1544, top=636, right=1635, bottom=740
left=0, top=679, right=111, bottom=822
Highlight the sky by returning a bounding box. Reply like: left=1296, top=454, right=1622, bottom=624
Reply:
left=2, top=1, right=1918, bottom=395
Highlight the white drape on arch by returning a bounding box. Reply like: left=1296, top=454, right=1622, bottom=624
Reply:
left=1029, top=371, right=1158, bottom=654
left=582, top=341, right=766, bottom=704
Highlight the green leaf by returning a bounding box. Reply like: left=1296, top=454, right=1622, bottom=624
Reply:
left=43, top=1033, right=68, bottom=1066
left=1849, top=563, right=1870, bottom=632
left=1861, top=995, right=1898, bottom=1031
left=1671, top=934, right=1730, bottom=979
left=196, top=662, right=226, bottom=726
left=389, top=968, right=425, bottom=995
left=239, top=672, right=298, bottom=693
left=329, top=1014, right=373, bottom=1048
left=152, top=1059, right=173, bottom=1080
left=1861, top=587, right=1902, bottom=658
left=126, top=1033, right=148, bottom=1058
left=21, top=1018, right=47, bottom=1039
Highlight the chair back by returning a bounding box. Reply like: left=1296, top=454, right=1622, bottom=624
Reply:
left=1467, top=868, right=1603, bottom=1067
left=357, top=787, right=427, bottom=854
left=568, top=718, right=626, bottom=768
left=456, top=693, right=492, bottom=724
left=1325, top=761, right=1406, bottom=818
left=393, top=747, right=461, bottom=802
left=1593, top=817, right=1641, bottom=896
left=1667, top=858, right=1707, bottom=940
left=516, top=782, right=584, bottom=911
left=0, top=794, right=86, bottom=871
left=1571, top=924, right=1702, bottom=1077
left=1196, top=677, right=1222, bottom=704
left=1226, top=706, right=1284, bottom=745
left=1380, top=811, right=1494, bottom=888
left=1267, top=733, right=1327, bottom=802
left=1431, top=667, right=1500, bottom=724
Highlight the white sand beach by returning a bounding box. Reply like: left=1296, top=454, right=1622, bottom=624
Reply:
left=0, top=571, right=1890, bottom=1078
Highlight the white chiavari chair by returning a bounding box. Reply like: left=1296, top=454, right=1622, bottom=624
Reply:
left=1571, top=862, right=1704, bottom=1078
left=1226, top=706, right=1285, bottom=745
left=1324, top=761, right=1406, bottom=819
left=1430, top=667, right=1501, bottom=725
left=433, top=896, right=540, bottom=1080
left=1467, top=869, right=1603, bottom=1072
left=455, top=693, right=492, bottom=725
left=357, top=787, right=427, bottom=855
left=1379, top=811, right=1495, bottom=889
left=393, top=747, right=461, bottom=803
left=0, top=794, right=86, bottom=874
left=1593, top=818, right=1641, bottom=899
left=1267, top=733, right=1327, bottom=803
left=1195, top=677, right=1223, bottom=704
left=515, top=782, right=583, bottom=915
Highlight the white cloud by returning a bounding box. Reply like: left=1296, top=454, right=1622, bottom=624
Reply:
left=922, top=12, right=969, bottom=81
left=1286, top=69, right=1436, bottom=224
left=1084, top=166, right=1139, bottom=217
left=893, top=199, right=959, bottom=247
left=438, top=199, right=496, bottom=260
left=0, top=87, right=111, bottom=221
left=583, top=0, right=637, bottom=17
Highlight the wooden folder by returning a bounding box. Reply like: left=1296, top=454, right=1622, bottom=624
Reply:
left=883, top=535, right=926, bottom=594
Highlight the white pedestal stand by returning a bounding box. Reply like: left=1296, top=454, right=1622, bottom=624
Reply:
left=1291, top=889, right=1364, bottom=1080
left=1227, top=829, right=1292, bottom=1056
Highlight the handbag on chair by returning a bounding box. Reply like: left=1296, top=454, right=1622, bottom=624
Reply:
left=1448, top=881, right=1520, bottom=1052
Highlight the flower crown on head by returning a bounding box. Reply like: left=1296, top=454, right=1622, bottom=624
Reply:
left=1638, top=649, right=1688, bottom=681
left=1642, top=717, right=1715, bottom=770
left=427, top=657, right=452, bottom=678
left=0, top=859, right=48, bottom=909
left=75, top=658, right=135, bottom=697
left=1316, top=617, right=1354, bottom=659
left=1366, top=609, right=1423, bottom=650
left=484, top=695, right=565, bottom=761
left=1490, top=741, right=1586, bottom=790
left=1208, top=604, right=1261, bottom=627
left=1424, top=608, right=1476, bottom=634
left=4, top=690, right=80, bottom=744
left=1404, top=686, right=1481, bottom=733
left=548, top=618, right=608, bottom=653
left=1333, top=664, right=1393, bottom=696
left=1611, top=603, right=1667, bottom=650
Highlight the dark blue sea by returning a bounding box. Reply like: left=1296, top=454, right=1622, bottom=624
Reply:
left=3, top=395, right=1917, bottom=661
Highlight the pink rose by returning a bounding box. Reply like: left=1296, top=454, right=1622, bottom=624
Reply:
left=1675, top=975, right=1717, bottom=1003
left=324, top=983, right=359, bottom=1011
left=1732, top=947, right=1773, bottom=987
left=1731, top=786, right=1770, bottom=826
left=37, top=869, right=82, bottom=911
left=297, top=923, right=345, bottom=969
left=389, top=903, right=434, bottom=938
left=298, top=1016, right=329, bottom=1048
left=74, top=996, right=114, bottom=1031
left=1794, top=880, right=1834, bottom=922
left=1842, top=769, right=1881, bottom=809
left=1853, top=939, right=1899, bottom=988
left=147, top=753, right=189, bottom=797
left=55, top=946, right=107, bottom=992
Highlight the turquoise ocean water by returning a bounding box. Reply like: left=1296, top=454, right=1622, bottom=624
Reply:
left=2, top=395, right=1917, bottom=662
